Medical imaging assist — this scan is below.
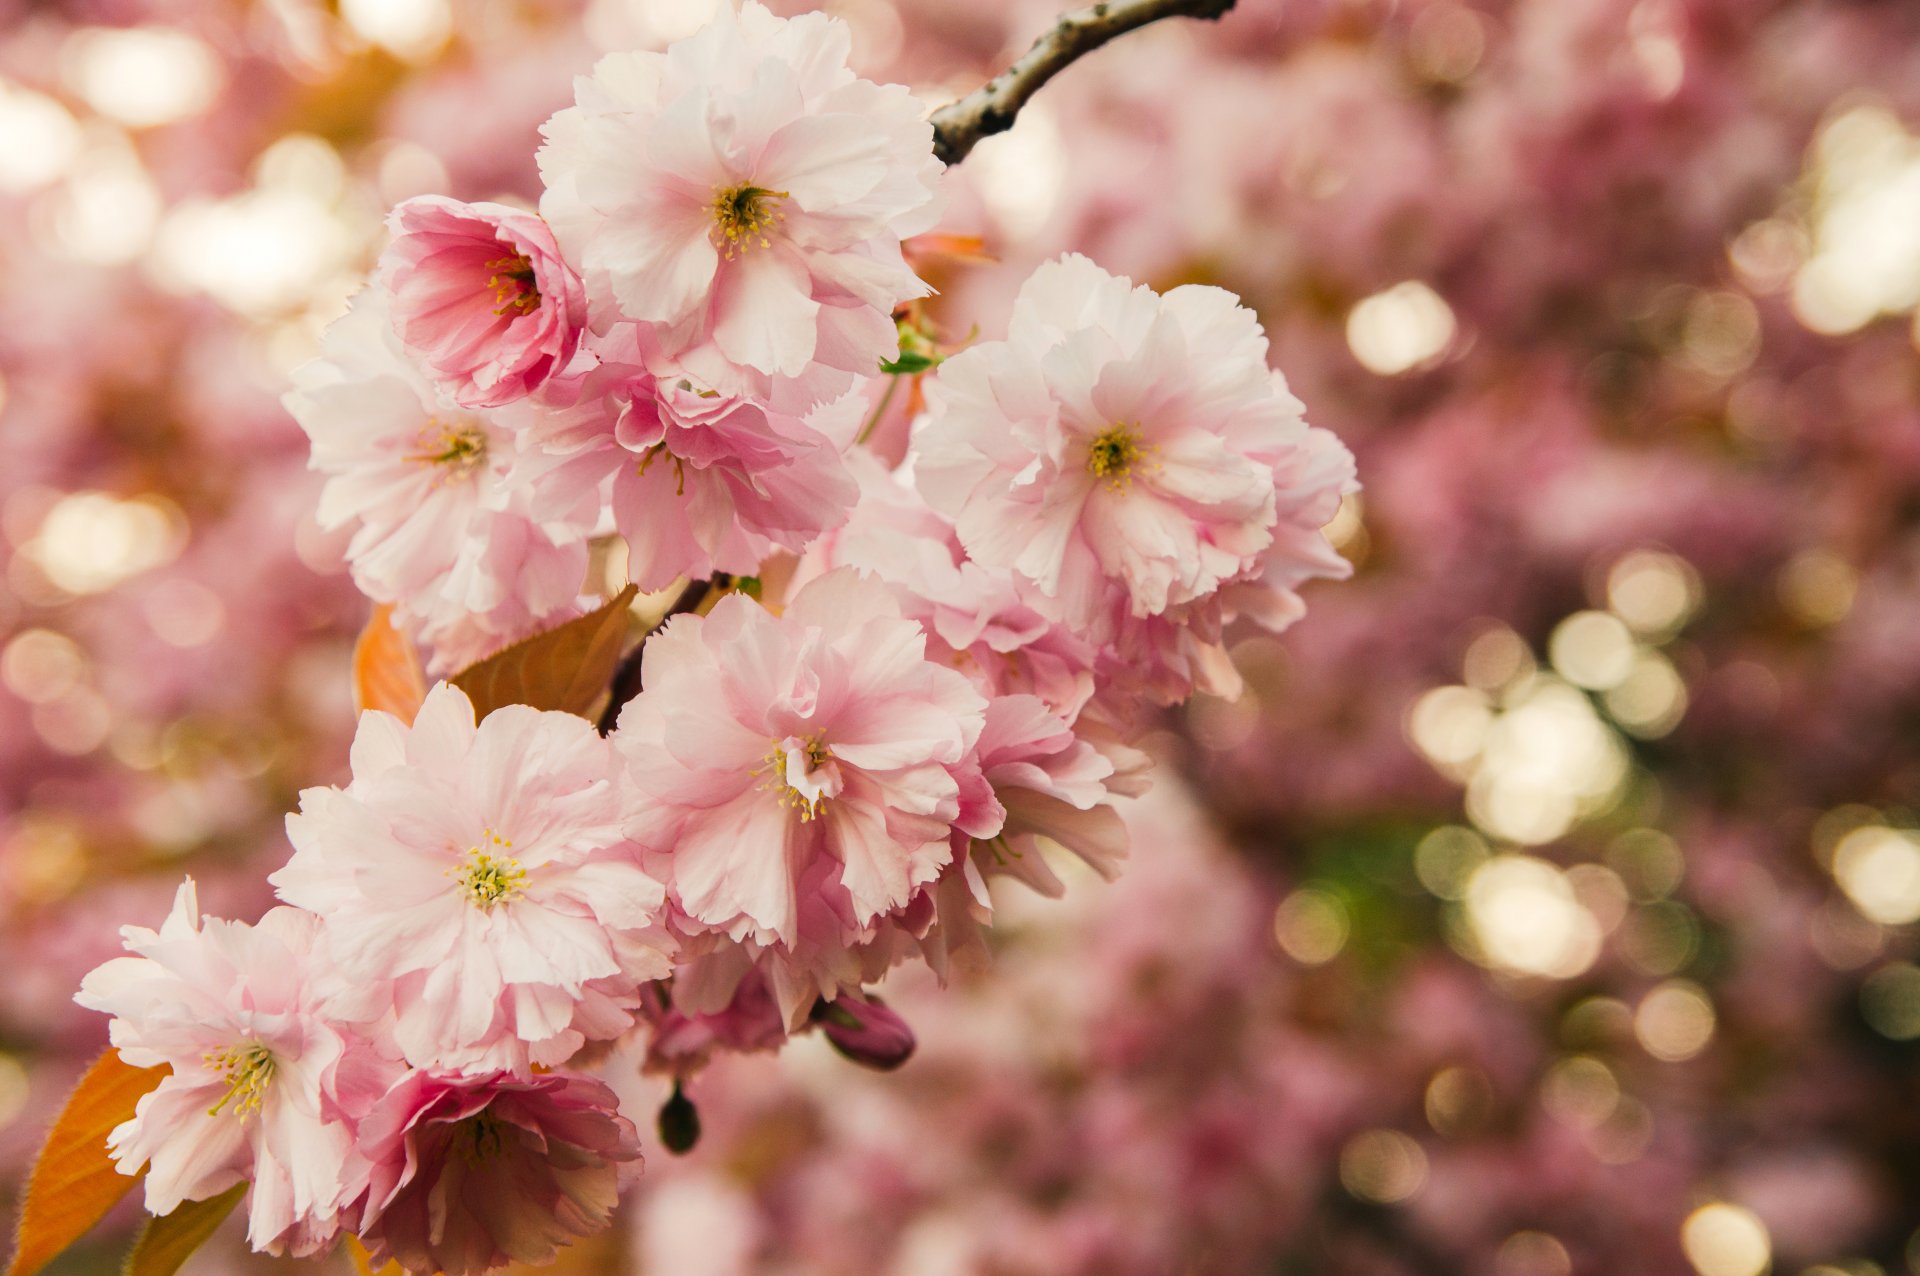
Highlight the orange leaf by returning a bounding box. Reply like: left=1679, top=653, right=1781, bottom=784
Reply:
left=346, top=1236, right=405, bottom=1276
left=903, top=232, right=995, bottom=268
left=353, top=605, right=428, bottom=725
left=122, top=1182, right=246, bottom=1276
left=451, top=586, right=639, bottom=722
left=7, top=1051, right=166, bottom=1276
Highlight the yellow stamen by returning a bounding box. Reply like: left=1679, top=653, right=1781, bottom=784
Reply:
left=204, top=1042, right=275, bottom=1118
left=755, top=732, right=833, bottom=822
left=484, top=254, right=540, bottom=317
left=636, top=443, right=688, bottom=496
left=452, top=829, right=525, bottom=909
left=1087, top=423, right=1151, bottom=491
left=406, top=419, right=488, bottom=478
left=709, top=184, right=788, bottom=260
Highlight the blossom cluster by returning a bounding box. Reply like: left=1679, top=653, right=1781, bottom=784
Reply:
left=70, top=4, right=1354, bottom=1272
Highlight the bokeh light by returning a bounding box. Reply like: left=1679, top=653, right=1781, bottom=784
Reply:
left=1681, top=1204, right=1771, bottom=1276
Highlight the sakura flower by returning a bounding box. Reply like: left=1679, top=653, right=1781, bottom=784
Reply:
left=615, top=568, right=997, bottom=1025
left=286, top=289, right=594, bottom=673
left=355, top=1070, right=639, bottom=1276
left=636, top=951, right=791, bottom=1078
left=798, top=451, right=1098, bottom=720
left=915, top=253, right=1355, bottom=632
left=75, top=881, right=390, bottom=1256
left=1096, top=421, right=1359, bottom=709
left=519, top=330, right=858, bottom=590
left=273, top=683, right=673, bottom=1074
left=865, top=694, right=1129, bottom=979
left=536, top=1, right=943, bottom=402
left=380, top=196, right=587, bottom=409
left=974, top=694, right=1129, bottom=893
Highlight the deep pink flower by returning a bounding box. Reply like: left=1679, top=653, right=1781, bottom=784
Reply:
left=355, top=1070, right=639, bottom=1276
left=519, top=331, right=858, bottom=590
left=614, top=568, right=998, bottom=1025
left=381, top=196, right=587, bottom=409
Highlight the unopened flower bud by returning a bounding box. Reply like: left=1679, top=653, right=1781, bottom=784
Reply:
left=813, top=992, right=917, bottom=1071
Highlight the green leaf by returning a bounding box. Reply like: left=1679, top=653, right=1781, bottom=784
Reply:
left=878, top=352, right=938, bottom=375
left=451, top=585, right=639, bottom=721
left=122, top=1184, right=246, bottom=1276
left=8, top=1051, right=167, bottom=1276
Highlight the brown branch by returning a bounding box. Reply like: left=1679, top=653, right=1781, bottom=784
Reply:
left=930, top=0, right=1240, bottom=166
left=597, top=578, right=712, bottom=735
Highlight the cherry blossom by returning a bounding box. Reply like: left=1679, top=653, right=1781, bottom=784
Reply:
left=380, top=196, right=587, bottom=409
left=614, top=568, right=997, bottom=1025
left=517, top=330, right=859, bottom=590
left=354, top=1070, right=639, bottom=1276
left=273, top=684, right=673, bottom=1074
left=75, top=881, right=389, bottom=1256
left=915, top=254, right=1353, bottom=634
left=536, top=0, right=943, bottom=402
left=286, top=289, right=594, bottom=673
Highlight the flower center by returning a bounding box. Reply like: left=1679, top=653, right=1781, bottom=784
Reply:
left=485, top=253, right=541, bottom=317
left=709, top=184, right=788, bottom=260
left=1087, top=423, right=1148, bottom=490
left=407, top=419, right=489, bottom=477
left=456, top=1111, right=510, bottom=1164
left=204, top=1042, right=275, bottom=1119
left=758, top=732, right=838, bottom=822
left=453, top=830, right=525, bottom=910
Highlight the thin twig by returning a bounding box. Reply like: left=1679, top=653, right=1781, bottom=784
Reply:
left=597, top=578, right=712, bottom=734
left=930, top=0, right=1240, bottom=166
left=855, top=373, right=904, bottom=446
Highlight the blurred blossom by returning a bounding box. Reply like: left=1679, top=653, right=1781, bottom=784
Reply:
left=5, top=0, right=1920, bottom=1272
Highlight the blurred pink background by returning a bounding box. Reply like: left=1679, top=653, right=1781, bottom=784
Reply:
left=3, top=0, right=1920, bottom=1273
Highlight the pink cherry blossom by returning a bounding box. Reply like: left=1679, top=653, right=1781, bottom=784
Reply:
left=636, top=952, right=791, bottom=1078
left=915, top=253, right=1353, bottom=633
left=518, top=330, right=858, bottom=591
left=74, top=881, right=390, bottom=1256
left=614, top=568, right=997, bottom=1025
left=355, top=1069, right=639, bottom=1276
left=380, top=196, right=587, bottom=409
left=536, top=0, right=943, bottom=402
left=1094, top=419, right=1359, bottom=710
left=798, top=451, right=1100, bottom=721
left=286, top=289, right=595, bottom=673
left=273, top=683, right=673, bottom=1074
left=866, top=693, right=1129, bottom=978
